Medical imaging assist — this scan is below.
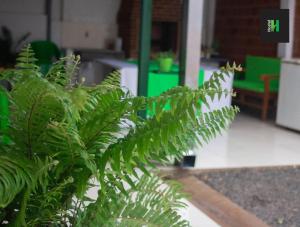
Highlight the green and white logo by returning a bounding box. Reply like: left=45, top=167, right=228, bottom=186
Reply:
left=261, top=10, right=288, bottom=42
left=267, top=19, right=280, bottom=32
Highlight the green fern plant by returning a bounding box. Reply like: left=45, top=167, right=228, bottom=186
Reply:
left=0, top=45, right=240, bottom=226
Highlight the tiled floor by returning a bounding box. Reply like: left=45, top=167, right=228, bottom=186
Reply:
left=179, top=200, right=219, bottom=227
left=184, top=113, right=300, bottom=226
left=194, top=113, right=300, bottom=169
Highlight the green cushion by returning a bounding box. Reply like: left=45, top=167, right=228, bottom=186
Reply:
left=245, top=55, right=280, bottom=88
left=233, top=80, right=279, bottom=93
left=233, top=55, right=281, bottom=93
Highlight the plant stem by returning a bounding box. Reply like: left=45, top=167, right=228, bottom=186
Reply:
left=13, top=188, right=30, bottom=226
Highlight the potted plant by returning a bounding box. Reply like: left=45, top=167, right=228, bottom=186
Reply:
left=157, top=51, right=175, bottom=73
left=0, top=45, right=240, bottom=226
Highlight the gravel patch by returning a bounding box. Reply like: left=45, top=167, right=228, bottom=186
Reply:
left=196, top=166, right=300, bottom=227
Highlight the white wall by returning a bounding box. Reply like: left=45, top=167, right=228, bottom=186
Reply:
left=54, top=0, right=121, bottom=49
left=277, top=0, right=295, bottom=59
left=0, top=0, right=121, bottom=50
left=0, top=0, right=47, bottom=48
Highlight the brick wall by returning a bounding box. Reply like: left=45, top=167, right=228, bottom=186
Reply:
left=214, top=0, right=280, bottom=64
left=117, top=0, right=181, bottom=58
left=293, top=0, right=300, bottom=57
left=117, top=0, right=137, bottom=58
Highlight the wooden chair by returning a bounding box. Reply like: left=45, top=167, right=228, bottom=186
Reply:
left=233, top=56, right=281, bottom=120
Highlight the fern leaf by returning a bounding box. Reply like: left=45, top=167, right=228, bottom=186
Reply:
left=15, top=45, right=41, bottom=79
left=102, top=87, right=237, bottom=174
left=45, top=55, right=80, bottom=87
left=100, top=70, right=121, bottom=87
left=76, top=174, right=190, bottom=227
left=0, top=155, right=34, bottom=208
left=9, top=77, right=68, bottom=158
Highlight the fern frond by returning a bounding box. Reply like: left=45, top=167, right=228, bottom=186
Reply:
left=100, top=70, right=121, bottom=87
left=100, top=85, right=237, bottom=175
left=201, top=63, right=241, bottom=90
left=77, top=174, right=190, bottom=227
left=45, top=121, right=97, bottom=176
left=9, top=77, right=68, bottom=158
left=132, top=174, right=187, bottom=210
left=0, top=45, right=41, bottom=84
left=15, top=45, right=38, bottom=70
left=0, top=155, right=34, bottom=208
left=79, top=86, right=133, bottom=154
left=15, top=45, right=41, bottom=79
left=45, top=55, right=80, bottom=87
left=26, top=176, right=75, bottom=226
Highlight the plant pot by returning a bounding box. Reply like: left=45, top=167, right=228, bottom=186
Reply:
left=158, top=57, right=173, bottom=73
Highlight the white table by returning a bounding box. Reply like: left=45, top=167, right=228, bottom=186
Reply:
left=95, top=58, right=138, bottom=95
left=201, top=65, right=234, bottom=113
left=95, top=58, right=233, bottom=112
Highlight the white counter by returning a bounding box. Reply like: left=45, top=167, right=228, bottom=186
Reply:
left=96, top=59, right=138, bottom=95
left=276, top=60, right=300, bottom=131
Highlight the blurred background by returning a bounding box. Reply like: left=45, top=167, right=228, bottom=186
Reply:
left=1, top=0, right=300, bottom=165
left=1, top=1, right=300, bottom=226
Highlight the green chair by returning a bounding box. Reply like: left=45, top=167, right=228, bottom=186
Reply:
left=30, top=40, right=61, bottom=74
left=233, top=55, right=281, bottom=120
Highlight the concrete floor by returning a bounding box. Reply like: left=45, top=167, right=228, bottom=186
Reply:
left=194, top=113, right=300, bottom=169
